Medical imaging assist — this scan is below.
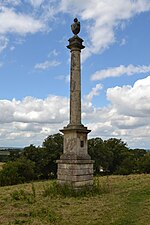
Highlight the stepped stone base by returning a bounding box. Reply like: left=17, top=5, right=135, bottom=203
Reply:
left=57, top=159, right=94, bottom=189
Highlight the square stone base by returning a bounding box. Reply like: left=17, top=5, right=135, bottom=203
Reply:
left=57, top=159, right=94, bottom=189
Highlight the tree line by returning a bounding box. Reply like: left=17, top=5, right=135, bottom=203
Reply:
left=0, top=133, right=150, bottom=186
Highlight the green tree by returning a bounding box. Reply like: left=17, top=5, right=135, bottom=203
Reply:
left=139, top=152, right=150, bottom=173
left=22, top=133, right=63, bottom=179
left=115, top=151, right=136, bottom=175
left=0, top=157, right=35, bottom=186
left=104, top=138, right=129, bottom=174
left=88, top=137, right=113, bottom=174
left=42, top=133, right=63, bottom=178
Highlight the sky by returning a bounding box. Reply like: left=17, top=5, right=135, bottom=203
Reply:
left=0, top=0, right=150, bottom=149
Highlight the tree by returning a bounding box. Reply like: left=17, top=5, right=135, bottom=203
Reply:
left=104, top=138, right=129, bottom=174
left=0, top=157, right=35, bottom=186
left=88, top=137, right=113, bottom=174
left=115, top=151, right=136, bottom=175
left=22, top=133, right=63, bottom=179
left=22, top=145, right=46, bottom=179
left=42, top=133, right=63, bottom=178
left=139, top=152, right=150, bottom=173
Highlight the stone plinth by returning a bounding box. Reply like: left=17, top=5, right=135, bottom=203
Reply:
left=57, top=125, right=94, bottom=188
left=57, top=159, right=93, bottom=188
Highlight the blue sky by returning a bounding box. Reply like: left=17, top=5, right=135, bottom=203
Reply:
left=0, top=0, right=150, bottom=149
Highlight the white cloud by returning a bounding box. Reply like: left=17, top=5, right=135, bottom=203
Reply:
left=0, top=96, right=69, bottom=146
left=48, top=49, right=59, bottom=57
left=2, top=0, right=149, bottom=61
left=59, top=0, right=150, bottom=60
left=85, top=83, right=103, bottom=102
left=0, top=36, right=8, bottom=53
left=82, top=76, right=150, bottom=149
left=29, top=0, right=44, bottom=7
left=91, top=64, right=150, bottom=80
left=0, top=96, right=69, bottom=124
left=0, top=1, right=57, bottom=55
left=0, top=7, right=45, bottom=35
left=35, top=60, right=61, bottom=70
left=0, top=77, right=149, bottom=148
left=0, top=0, right=21, bottom=7
left=10, top=46, right=15, bottom=51
left=107, top=76, right=150, bottom=117
left=120, top=38, right=127, bottom=46
left=1, top=0, right=149, bottom=62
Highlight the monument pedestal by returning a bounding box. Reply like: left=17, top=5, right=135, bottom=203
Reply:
left=57, top=159, right=93, bottom=188
left=57, top=125, right=94, bottom=188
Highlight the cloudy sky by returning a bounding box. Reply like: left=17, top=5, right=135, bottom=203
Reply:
left=0, top=0, right=150, bottom=149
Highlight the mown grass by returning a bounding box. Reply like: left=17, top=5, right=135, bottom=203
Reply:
left=0, top=174, right=150, bottom=225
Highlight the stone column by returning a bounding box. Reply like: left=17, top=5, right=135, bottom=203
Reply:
left=57, top=18, right=94, bottom=189
left=68, top=36, right=84, bottom=126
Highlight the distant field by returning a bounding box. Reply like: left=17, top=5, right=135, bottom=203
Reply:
left=0, top=174, right=150, bottom=225
left=0, top=162, right=5, bottom=170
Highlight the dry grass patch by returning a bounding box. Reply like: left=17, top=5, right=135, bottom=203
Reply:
left=0, top=174, right=150, bottom=225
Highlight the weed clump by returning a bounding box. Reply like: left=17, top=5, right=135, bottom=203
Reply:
left=10, top=183, right=36, bottom=204
left=43, top=177, right=110, bottom=198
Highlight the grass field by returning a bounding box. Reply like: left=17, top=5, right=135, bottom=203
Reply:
left=0, top=174, right=150, bottom=225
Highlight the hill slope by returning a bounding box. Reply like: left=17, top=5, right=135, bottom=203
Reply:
left=0, top=174, right=150, bottom=225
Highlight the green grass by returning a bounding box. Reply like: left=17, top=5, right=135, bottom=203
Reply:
left=0, top=174, right=150, bottom=225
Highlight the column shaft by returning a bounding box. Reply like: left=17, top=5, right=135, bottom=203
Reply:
left=70, top=48, right=81, bottom=125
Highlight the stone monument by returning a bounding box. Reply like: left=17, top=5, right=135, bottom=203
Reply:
left=57, top=18, right=94, bottom=189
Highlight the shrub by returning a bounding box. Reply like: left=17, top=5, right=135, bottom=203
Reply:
left=0, top=157, right=35, bottom=186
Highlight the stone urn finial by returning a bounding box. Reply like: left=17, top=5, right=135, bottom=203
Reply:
left=71, top=18, right=80, bottom=35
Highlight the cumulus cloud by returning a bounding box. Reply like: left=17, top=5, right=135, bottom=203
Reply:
left=91, top=64, right=150, bottom=80
left=0, top=7, right=45, bottom=35
left=59, top=0, right=150, bottom=60
left=107, top=76, right=150, bottom=117
left=0, top=96, right=69, bottom=146
left=0, top=1, right=58, bottom=55
left=0, top=96, right=69, bottom=124
left=35, top=60, right=61, bottom=70
left=86, top=76, right=150, bottom=148
left=0, top=77, right=150, bottom=148
left=2, top=0, right=149, bottom=60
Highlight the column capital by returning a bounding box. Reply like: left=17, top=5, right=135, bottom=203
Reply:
left=67, top=35, right=85, bottom=50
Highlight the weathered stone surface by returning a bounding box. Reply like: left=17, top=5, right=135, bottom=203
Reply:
left=57, top=157, right=93, bottom=187
left=57, top=19, right=94, bottom=189
left=57, top=168, right=93, bottom=176
left=58, top=179, right=93, bottom=188
left=71, top=18, right=80, bottom=35
left=59, top=128, right=91, bottom=157
left=57, top=161, right=93, bottom=169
